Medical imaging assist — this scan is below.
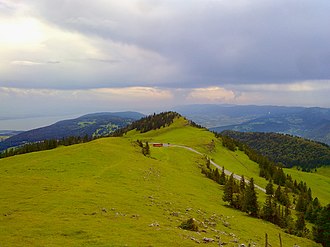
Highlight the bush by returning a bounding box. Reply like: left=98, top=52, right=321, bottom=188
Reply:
left=179, top=218, right=199, bottom=231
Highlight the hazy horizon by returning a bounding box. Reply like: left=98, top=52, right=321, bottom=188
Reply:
left=1, top=1, right=330, bottom=124
left=1, top=102, right=329, bottom=131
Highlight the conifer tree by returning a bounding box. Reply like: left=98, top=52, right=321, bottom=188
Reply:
left=305, top=203, right=315, bottom=222
left=295, top=193, right=307, bottom=212
left=214, top=168, right=220, bottom=183
left=223, top=173, right=234, bottom=205
left=219, top=166, right=226, bottom=185
left=243, top=177, right=259, bottom=217
left=313, top=197, right=321, bottom=208
left=206, top=158, right=211, bottom=170
left=281, top=189, right=291, bottom=207
left=142, top=142, right=150, bottom=156
left=265, top=180, right=274, bottom=196
left=313, top=204, right=330, bottom=247
left=307, top=187, right=313, bottom=202
left=274, top=185, right=282, bottom=202
left=263, top=196, right=274, bottom=222
left=295, top=212, right=306, bottom=235
left=239, top=175, right=246, bottom=192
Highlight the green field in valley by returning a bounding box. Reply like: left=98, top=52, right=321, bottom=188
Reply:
left=0, top=117, right=322, bottom=246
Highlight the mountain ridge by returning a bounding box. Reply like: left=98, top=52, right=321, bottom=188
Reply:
left=0, top=111, right=144, bottom=151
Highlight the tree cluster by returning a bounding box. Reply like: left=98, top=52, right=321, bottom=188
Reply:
left=0, top=135, right=92, bottom=158
left=313, top=204, right=330, bottom=247
left=200, top=158, right=226, bottom=185
left=221, top=130, right=330, bottom=170
left=200, top=158, right=258, bottom=217
left=112, top=111, right=181, bottom=136
left=136, top=140, right=150, bottom=156
left=223, top=175, right=259, bottom=217
left=218, top=133, right=318, bottom=201
left=200, top=157, right=328, bottom=245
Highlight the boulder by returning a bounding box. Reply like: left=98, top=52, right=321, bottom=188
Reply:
left=203, top=237, right=214, bottom=243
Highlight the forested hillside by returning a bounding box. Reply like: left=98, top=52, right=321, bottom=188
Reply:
left=221, top=130, right=330, bottom=170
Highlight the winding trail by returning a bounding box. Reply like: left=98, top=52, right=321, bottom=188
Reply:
left=153, top=143, right=266, bottom=193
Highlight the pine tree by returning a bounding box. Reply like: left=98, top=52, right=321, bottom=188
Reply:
left=223, top=173, right=234, bottom=205
left=214, top=168, right=220, bottom=183
left=219, top=166, right=226, bottom=185
left=295, top=193, right=307, bottom=212
left=206, top=158, right=211, bottom=170
left=265, top=180, right=274, bottom=196
left=142, top=142, right=150, bottom=156
left=263, top=196, right=274, bottom=222
left=295, top=212, right=306, bottom=235
left=313, top=204, right=330, bottom=247
left=283, top=205, right=295, bottom=234
left=240, top=175, right=246, bottom=192
left=238, top=175, right=246, bottom=210
left=305, top=203, right=315, bottom=222
left=307, top=187, right=313, bottom=202
left=145, top=142, right=150, bottom=155
left=312, top=197, right=321, bottom=208
left=281, top=189, right=291, bottom=207
left=243, top=177, right=259, bottom=217
left=274, top=185, right=282, bottom=202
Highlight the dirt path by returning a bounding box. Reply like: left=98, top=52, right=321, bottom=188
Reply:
left=152, top=143, right=266, bottom=193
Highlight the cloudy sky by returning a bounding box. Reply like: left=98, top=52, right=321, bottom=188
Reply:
left=1, top=0, right=330, bottom=128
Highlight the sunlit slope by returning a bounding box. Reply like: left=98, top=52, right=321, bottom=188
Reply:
left=128, top=117, right=329, bottom=204
left=284, top=167, right=330, bottom=205
left=126, top=117, right=268, bottom=190
left=0, top=121, right=320, bottom=246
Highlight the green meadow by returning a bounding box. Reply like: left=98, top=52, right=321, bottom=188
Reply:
left=284, top=166, right=330, bottom=205
left=0, top=118, right=321, bottom=246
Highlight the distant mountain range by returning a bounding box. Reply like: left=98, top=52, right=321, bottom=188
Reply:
left=0, top=130, right=24, bottom=137
left=174, top=104, right=330, bottom=145
left=0, top=112, right=144, bottom=151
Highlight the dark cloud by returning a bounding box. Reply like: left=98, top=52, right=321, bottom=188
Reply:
left=26, top=0, right=330, bottom=87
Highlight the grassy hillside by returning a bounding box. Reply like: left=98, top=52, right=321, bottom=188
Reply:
left=284, top=167, right=330, bottom=205
left=0, top=117, right=321, bottom=246
left=221, top=130, right=330, bottom=169
left=126, top=117, right=269, bottom=193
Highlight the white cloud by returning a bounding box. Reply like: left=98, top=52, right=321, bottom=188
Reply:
left=11, top=60, right=43, bottom=66
left=0, top=86, right=175, bottom=119
left=187, top=87, right=237, bottom=103
left=92, top=87, right=173, bottom=100
left=230, top=80, right=330, bottom=92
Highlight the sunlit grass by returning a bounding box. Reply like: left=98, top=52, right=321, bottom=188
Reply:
left=0, top=119, right=321, bottom=246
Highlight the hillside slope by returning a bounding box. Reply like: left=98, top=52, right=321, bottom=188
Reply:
left=211, top=107, right=330, bottom=145
left=0, top=111, right=144, bottom=151
left=0, top=117, right=321, bottom=246
left=221, top=130, right=330, bottom=169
